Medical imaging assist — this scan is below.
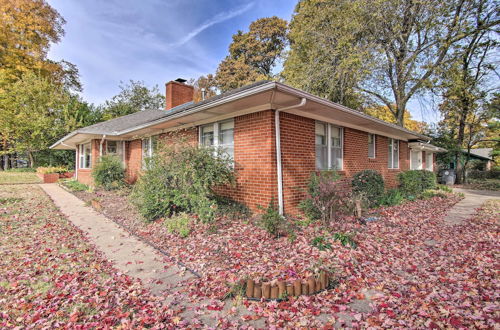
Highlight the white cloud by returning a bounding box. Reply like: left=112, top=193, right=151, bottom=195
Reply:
left=168, top=2, right=254, bottom=47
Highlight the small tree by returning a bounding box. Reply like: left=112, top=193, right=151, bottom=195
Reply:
left=132, top=138, right=235, bottom=222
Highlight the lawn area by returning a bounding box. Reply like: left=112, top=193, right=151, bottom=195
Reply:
left=0, top=171, right=41, bottom=184
left=72, top=187, right=499, bottom=328
left=0, top=185, right=178, bottom=328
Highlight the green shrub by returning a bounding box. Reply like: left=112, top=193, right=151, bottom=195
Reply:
left=299, top=171, right=354, bottom=224
left=61, top=179, right=89, bottom=192
left=259, top=201, right=286, bottom=238
left=398, top=170, right=436, bottom=197
left=351, top=170, right=385, bottom=207
left=132, top=140, right=235, bottom=222
left=165, top=213, right=192, bottom=238
left=379, top=189, right=404, bottom=206
left=311, top=235, right=332, bottom=251
left=333, top=232, right=357, bottom=249
left=36, top=166, right=68, bottom=174
left=436, top=184, right=453, bottom=193
left=92, top=156, right=125, bottom=190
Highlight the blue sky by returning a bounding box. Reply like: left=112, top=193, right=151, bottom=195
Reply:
left=47, top=0, right=440, bottom=123
left=47, top=0, right=296, bottom=104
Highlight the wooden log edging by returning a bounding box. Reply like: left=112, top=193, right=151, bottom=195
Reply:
left=243, top=271, right=336, bottom=301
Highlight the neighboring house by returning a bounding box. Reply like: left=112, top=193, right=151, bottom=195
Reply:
left=449, top=148, right=494, bottom=171
left=51, top=79, right=445, bottom=214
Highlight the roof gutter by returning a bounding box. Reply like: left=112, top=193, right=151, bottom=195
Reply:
left=274, top=97, right=307, bottom=215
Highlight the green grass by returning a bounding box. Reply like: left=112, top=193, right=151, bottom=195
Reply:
left=0, top=172, right=41, bottom=184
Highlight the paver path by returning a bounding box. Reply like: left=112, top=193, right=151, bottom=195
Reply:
left=40, top=183, right=194, bottom=295
left=444, top=187, right=500, bottom=225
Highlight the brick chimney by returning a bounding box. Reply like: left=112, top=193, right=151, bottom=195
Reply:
left=165, top=78, right=194, bottom=110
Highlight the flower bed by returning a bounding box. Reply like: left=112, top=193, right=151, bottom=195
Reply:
left=71, top=189, right=461, bottom=299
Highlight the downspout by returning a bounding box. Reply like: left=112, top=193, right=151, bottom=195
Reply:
left=274, top=97, right=307, bottom=215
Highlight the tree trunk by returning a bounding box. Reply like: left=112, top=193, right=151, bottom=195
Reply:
left=3, top=154, right=10, bottom=170
left=28, top=151, right=34, bottom=168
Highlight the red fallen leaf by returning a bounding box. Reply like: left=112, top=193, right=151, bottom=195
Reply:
left=449, top=316, right=463, bottom=327
left=207, top=304, right=223, bottom=311
left=386, top=310, right=396, bottom=318
left=99, top=291, right=107, bottom=296
left=10, top=281, right=18, bottom=288
left=69, top=312, right=79, bottom=323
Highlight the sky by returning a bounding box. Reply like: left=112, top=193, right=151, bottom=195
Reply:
left=47, top=0, right=296, bottom=104
left=47, top=0, right=440, bottom=123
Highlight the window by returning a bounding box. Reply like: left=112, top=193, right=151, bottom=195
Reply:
left=199, top=120, right=234, bottom=160
left=106, top=141, right=123, bottom=156
left=426, top=152, right=434, bottom=171
left=142, top=136, right=158, bottom=168
left=79, top=143, right=92, bottom=169
left=315, top=122, right=328, bottom=170
left=368, top=134, right=376, bottom=158
left=315, top=121, right=343, bottom=170
left=388, top=138, right=399, bottom=169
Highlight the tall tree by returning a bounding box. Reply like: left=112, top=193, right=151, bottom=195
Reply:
left=437, top=9, right=498, bottom=183
left=215, top=16, right=288, bottom=92
left=189, top=74, right=218, bottom=102
left=365, top=106, right=428, bottom=133
left=0, top=0, right=80, bottom=89
left=101, top=80, right=165, bottom=120
left=0, top=72, right=70, bottom=167
left=284, top=0, right=499, bottom=126
left=283, top=0, right=368, bottom=109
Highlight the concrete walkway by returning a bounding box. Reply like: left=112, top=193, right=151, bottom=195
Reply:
left=444, top=188, right=500, bottom=225
left=40, top=183, right=194, bottom=295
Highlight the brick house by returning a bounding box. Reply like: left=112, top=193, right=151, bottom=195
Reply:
left=51, top=79, right=445, bottom=215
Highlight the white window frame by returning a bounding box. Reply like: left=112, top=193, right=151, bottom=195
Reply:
left=388, top=138, right=399, bottom=169
left=426, top=152, right=434, bottom=171
left=368, top=134, right=376, bottom=159
left=315, top=121, right=343, bottom=170
left=199, top=119, right=234, bottom=160
left=79, top=143, right=92, bottom=169
left=142, top=136, right=157, bottom=169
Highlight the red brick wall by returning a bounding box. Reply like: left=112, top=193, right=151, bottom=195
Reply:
left=279, top=119, right=410, bottom=214
left=216, top=110, right=277, bottom=211
left=125, top=139, right=142, bottom=183
left=280, top=113, right=315, bottom=215
left=342, top=128, right=409, bottom=187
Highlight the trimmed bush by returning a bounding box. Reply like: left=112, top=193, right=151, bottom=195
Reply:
left=92, top=155, right=125, bottom=190
left=398, top=170, right=436, bottom=197
left=299, top=171, right=354, bottom=224
left=131, top=140, right=235, bottom=222
left=351, top=170, right=384, bottom=207
left=379, top=189, right=404, bottom=206
left=259, top=201, right=286, bottom=238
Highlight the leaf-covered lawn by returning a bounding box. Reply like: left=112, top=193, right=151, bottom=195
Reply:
left=0, top=172, right=41, bottom=184
left=0, top=185, right=178, bottom=328
left=75, top=188, right=500, bottom=328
